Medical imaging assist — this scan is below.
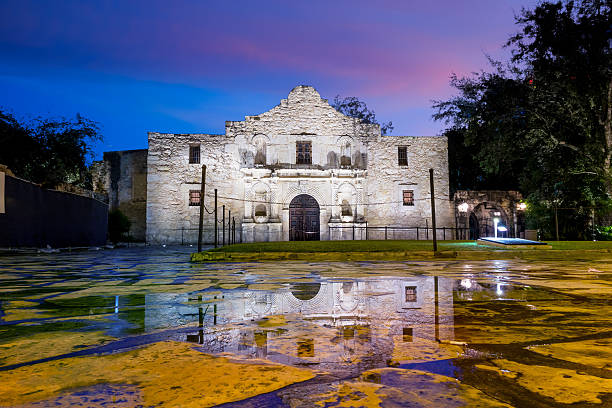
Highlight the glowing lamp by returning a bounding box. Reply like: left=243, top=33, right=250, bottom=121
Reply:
left=498, top=226, right=508, bottom=232
left=517, top=202, right=527, bottom=211
left=458, top=202, right=469, bottom=213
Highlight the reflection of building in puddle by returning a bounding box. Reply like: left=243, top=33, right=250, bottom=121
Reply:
left=143, top=277, right=454, bottom=372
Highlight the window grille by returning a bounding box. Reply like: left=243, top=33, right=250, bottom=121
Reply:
left=405, top=286, right=417, bottom=302
left=398, top=146, right=408, bottom=166
left=296, top=141, right=312, bottom=165
left=403, top=190, right=414, bottom=206
left=189, top=190, right=200, bottom=206
left=189, top=145, right=200, bottom=164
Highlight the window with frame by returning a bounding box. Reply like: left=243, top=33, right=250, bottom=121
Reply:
left=189, top=145, right=200, bottom=164
left=405, top=286, right=417, bottom=302
left=296, top=141, right=312, bottom=165
left=189, top=190, right=200, bottom=206
left=398, top=146, right=408, bottom=166
left=403, top=190, right=414, bottom=206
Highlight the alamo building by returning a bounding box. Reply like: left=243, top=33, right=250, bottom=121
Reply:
left=97, top=85, right=523, bottom=244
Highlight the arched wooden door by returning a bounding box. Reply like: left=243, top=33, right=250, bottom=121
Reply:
left=289, top=194, right=320, bottom=241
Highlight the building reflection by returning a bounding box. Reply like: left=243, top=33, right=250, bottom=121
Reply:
left=142, top=276, right=455, bottom=373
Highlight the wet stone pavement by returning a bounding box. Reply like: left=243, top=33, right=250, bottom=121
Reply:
left=0, top=246, right=610, bottom=407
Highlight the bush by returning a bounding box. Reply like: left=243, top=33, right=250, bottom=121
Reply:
left=594, top=225, right=612, bottom=241
left=108, top=209, right=131, bottom=243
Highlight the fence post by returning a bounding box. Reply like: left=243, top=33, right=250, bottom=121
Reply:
left=222, top=205, right=226, bottom=246
left=214, top=189, right=218, bottom=248
left=385, top=226, right=388, bottom=240
left=227, top=210, right=231, bottom=245
left=352, top=223, right=355, bottom=240
left=197, top=165, right=206, bottom=252
left=365, top=222, right=368, bottom=240
left=443, top=227, right=446, bottom=240
left=416, top=226, right=419, bottom=240
left=232, top=217, right=235, bottom=244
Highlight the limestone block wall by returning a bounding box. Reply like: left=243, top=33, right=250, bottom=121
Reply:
left=146, top=133, right=244, bottom=244
left=101, top=149, right=148, bottom=241
left=365, top=136, right=454, bottom=237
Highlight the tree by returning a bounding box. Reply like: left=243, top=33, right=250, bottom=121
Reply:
left=331, top=95, right=394, bottom=135
left=0, top=110, right=102, bottom=188
left=433, top=0, right=612, bottom=239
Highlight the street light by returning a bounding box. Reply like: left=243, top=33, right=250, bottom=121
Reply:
left=458, top=202, right=469, bottom=213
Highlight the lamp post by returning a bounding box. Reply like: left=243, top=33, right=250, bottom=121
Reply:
left=493, top=217, right=499, bottom=238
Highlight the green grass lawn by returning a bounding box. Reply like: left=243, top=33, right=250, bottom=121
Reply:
left=544, top=241, right=612, bottom=250
left=208, top=240, right=482, bottom=253
left=206, top=240, right=612, bottom=253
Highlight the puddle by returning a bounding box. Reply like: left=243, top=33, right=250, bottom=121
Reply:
left=0, top=246, right=611, bottom=407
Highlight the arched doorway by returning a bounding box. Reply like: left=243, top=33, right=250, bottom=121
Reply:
left=289, top=194, right=320, bottom=241
left=469, top=213, right=479, bottom=240
left=472, top=203, right=509, bottom=238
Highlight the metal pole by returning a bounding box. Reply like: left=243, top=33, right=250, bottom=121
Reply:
left=232, top=217, right=235, bottom=244
left=228, top=210, right=231, bottom=245
left=429, top=168, right=438, bottom=252
left=222, top=205, right=225, bottom=246
left=214, top=189, right=218, bottom=248
left=352, top=223, right=355, bottom=240
left=385, top=226, right=387, bottom=240
left=197, top=165, right=206, bottom=252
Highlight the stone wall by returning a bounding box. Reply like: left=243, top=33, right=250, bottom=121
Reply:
left=99, top=149, right=148, bottom=241
left=365, top=136, right=454, bottom=239
left=146, top=133, right=242, bottom=244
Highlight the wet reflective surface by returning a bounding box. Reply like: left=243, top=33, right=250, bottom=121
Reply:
left=0, top=247, right=610, bottom=407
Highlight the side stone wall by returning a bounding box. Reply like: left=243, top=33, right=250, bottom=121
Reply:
left=366, top=135, right=454, bottom=238
left=99, top=149, right=148, bottom=241
left=146, top=133, right=243, bottom=244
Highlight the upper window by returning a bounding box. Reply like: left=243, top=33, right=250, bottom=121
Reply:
left=398, top=146, right=408, bottom=166
left=405, top=286, right=417, bottom=302
left=296, top=141, right=312, bottom=165
left=189, top=190, right=200, bottom=206
left=189, top=145, right=200, bottom=164
left=403, top=190, right=414, bottom=206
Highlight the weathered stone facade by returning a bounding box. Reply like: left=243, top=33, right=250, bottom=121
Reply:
left=144, top=86, right=454, bottom=244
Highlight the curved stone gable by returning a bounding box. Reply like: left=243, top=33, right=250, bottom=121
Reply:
left=227, top=85, right=380, bottom=140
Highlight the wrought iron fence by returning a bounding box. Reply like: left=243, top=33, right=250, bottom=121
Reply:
left=328, top=225, right=471, bottom=241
